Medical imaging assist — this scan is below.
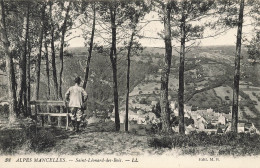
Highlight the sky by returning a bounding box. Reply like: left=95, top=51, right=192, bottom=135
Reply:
left=68, top=12, right=255, bottom=48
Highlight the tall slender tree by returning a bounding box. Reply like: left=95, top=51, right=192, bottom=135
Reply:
left=58, top=2, right=71, bottom=100
left=34, top=3, right=46, bottom=100
left=26, top=37, right=32, bottom=116
left=0, top=0, right=17, bottom=123
left=124, top=0, right=149, bottom=131
left=231, top=0, right=244, bottom=133
left=153, top=0, right=175, bottom=133
left=170, top=0, right=215, bottom=134
left=110, top=3, right=120, bottom=131
left=178, top=3, right=186, bottom=134
left=98, top=0, right=132, bottom=131
left=18, top=2, right=30, bottom=116
left=82, top=2, right=96, bottom=90
left=44, top=32, right=51, bottom=100
left=49, top=2, right=59, bottom=100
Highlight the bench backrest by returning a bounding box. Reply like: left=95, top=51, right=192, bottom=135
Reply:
left=30, top=100, right=65, bottom=106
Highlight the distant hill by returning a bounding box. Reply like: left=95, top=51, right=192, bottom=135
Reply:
left=0, top=45, right=257, bottom=112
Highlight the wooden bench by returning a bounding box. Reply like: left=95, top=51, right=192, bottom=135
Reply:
left=30, top=100, right=69, bottom=130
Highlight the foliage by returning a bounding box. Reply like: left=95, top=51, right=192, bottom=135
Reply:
left=28, top=128, right=56, bottom=152
left=147, top=136, right=172, bottom=149
left=0, top=105, right=9, bottom=116
left=171, top=116, right=194, bottom=127
left=246, top=31, right=260, bottom=62
left=148, top=132, right=260, bottom=155
left=139, top=98, right=148, bottom=104
left=0, top=126, right=67, bottom=154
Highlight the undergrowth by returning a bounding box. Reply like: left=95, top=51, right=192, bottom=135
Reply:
left=0, top=126, right=68, bottom=154
left=148, top=132, right=260, bottom=156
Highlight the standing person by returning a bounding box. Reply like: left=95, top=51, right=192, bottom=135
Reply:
left=65, top=76, right=88, bottom=132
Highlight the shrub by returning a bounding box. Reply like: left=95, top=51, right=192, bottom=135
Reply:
left=147, top=132, right=260, bottom=155
left=0, top=105, right=9, bottom=116
left=148, top=136, right=172, bottom=149
left=140, top=98, right=148, bottom=104
left=0, top=126, right=58, bottom=154
left=28, top=129, right=56, bottom=152
left=0, top=129, right=27, bottom=154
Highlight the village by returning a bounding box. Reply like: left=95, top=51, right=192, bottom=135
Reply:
left=109, top=100, right=259, bottom=135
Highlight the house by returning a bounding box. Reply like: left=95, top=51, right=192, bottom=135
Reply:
left=184, top=113, right=190, bottom=118
left=197, top=121, right=207, bottom=130
left=151, top=101, right=157, bottom=107
left=185, top=124, right=196, bottom=134
left=144, top=112, right=157, bottom=122
left=238, top=123, right=245, bottom=133
left=207, top=108, right=214, bottom=113
left=223, top=113, right=232, bottom=122
left=137, top=109, right=145, bottom=115
left=195, top=117, right=208, bottom=130
left=184, top=105, right=192, bottom=112
left=245, top=123, right=259, bottom=134
left=225, top=123, right=232, bottom=133
left=128, top=111, right=139, bottom=121
left=137, top=115, right=147, bottom=125
left=211, top=119, right=219, bottom=126
left=218, top=115, right=226, bottom=125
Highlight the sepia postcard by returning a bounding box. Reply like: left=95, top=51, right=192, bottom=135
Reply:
left=0, top=0, right=260, bottom=167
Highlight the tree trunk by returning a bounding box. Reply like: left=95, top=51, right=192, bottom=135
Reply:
left=44, top=33, right=50, bottom=100
left=160, top=3, right=172, bottom=133
left=0, top=0, right=17, bottom=123
left=34, top=5, right=46, bottom=100
left=18, top=3, right=30, bottom=116
left=178, top=12, right=186, bottom=134
left=27, top=39, right=32, bottom=116
left=58, top=2, right=71, bottom=100
left=231, top=0, right=244, bottom=133
left=49, top=3, right=59, bottom=100
left=110, top=7, right=120, bottom=131
left=125, top=29, right=135, bottom=132
left=83, top=3, right=96, bottom=90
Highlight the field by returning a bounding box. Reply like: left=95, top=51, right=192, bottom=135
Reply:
left=130, top=82, right=160, bottom=97
left=187, top=89, right=222, bottom=109
left=214, top=86, right=233, bottom=102
left=239, top=85, right=260, bottom=130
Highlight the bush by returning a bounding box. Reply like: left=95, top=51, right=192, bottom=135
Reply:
left=140, top=98, right=148, bottom=104
left=0, top=129, right=27, bottom=154
left=0, top=105, right=9, bottom=117
left=148, top=136, right=173, bottom=149
left=0, top=126, right=58, bottom=154
left=147, top=132, right=260, bottom=155
left=29, top=129, right=56, bottom=152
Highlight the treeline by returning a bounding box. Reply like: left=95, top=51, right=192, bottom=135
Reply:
left=0, top=0, right=260, bottom=134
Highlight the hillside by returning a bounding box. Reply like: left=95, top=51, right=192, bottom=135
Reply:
left=0, top=46, right=259, bottom=113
